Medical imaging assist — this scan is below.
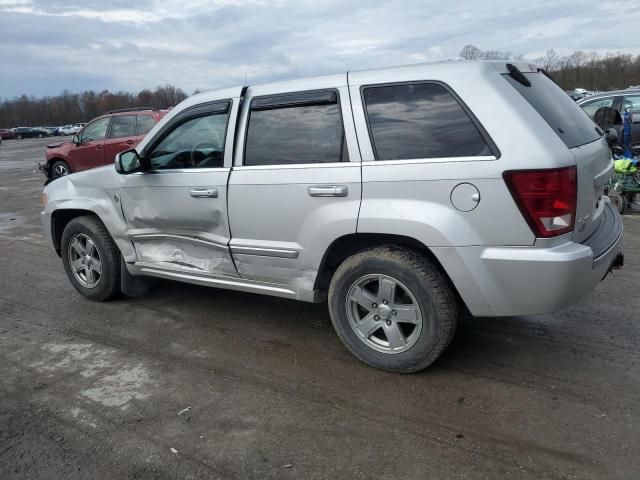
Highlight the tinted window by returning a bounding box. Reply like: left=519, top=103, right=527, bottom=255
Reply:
left=137, top=115, right=156, bottom=135
left=244, top=96, right=346, bottom=166
left=581, top=97, right=615, bottom=119
left=110, top=115, right=136, bottom=138
left=503, top=73, right=601, bottom=148
left=148, top=113, right=228, bottom=170
left=363, top=83, right=492, bottom=160
left=80, top=118, right=110, bottom=142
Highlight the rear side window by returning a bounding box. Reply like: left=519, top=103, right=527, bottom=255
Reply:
left=244, top=91, right=347, bottom=166
left=362, top=82, right=493, bottom=160
left=110, top=115, right=136, bottom=138
left=503, top=72, right=601, bottom=148
left=137, top=115, right=156, bottom=135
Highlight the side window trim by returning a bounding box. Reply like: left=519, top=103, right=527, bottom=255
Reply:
left=242, top=88, right=346, bottom=167
left=359, top=80, right=500, bottom=160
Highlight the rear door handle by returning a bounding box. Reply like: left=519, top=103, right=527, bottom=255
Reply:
left=189, top=188, right=218, bottom=198
left=308, top=185, right=348, bottom=197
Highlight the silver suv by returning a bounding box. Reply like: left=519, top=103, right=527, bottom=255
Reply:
left=42, top=62, right=624, bottom=372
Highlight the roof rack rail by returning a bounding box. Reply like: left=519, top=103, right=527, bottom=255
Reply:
left=105, top=107, right=158, bottom=114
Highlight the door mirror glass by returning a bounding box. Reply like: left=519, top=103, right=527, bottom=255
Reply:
left=72, top=134, right=80, bottom=145
left=116, top=149, right=142, bottom=174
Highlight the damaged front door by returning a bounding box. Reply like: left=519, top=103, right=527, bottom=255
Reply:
left=119, top=99, right=238, bottom=277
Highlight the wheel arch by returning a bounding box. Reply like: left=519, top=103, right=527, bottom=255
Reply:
left=51, top=209, right=102, bottom=256
left=314, top=233, right=463, bottom=303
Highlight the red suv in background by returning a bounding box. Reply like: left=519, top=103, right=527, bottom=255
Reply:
left=42, top=108, right=167, bottom=178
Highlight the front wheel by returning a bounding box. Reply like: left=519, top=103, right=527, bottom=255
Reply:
left=328, top=246, right=457, bottom=373
left=61, top=216, right=121, bottom=301
left=51, top=160, right=71, bottom=178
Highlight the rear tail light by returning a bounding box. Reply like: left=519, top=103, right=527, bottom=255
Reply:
left=503, top=166, right=577, bottom=238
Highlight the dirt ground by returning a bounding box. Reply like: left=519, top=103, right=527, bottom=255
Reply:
left=1, top=137, right=639, bottom=479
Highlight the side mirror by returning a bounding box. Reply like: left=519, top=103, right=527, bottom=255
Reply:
left=115, top=149, right=143, bottom=174
left=604, top=128, right=619, bottom=147
left=72, top=134, right=80, bottom=145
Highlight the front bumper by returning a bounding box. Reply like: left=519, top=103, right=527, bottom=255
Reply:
left=433, top=201, right=623, bottom=317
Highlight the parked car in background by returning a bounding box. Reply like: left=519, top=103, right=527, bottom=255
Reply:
left=41, top=62, right=623, bottom=372
left=578, top=88, right=640, bottom=148
left=34, top=127, right=52, bottom=137
left=58, top=125, right=75, bottom=135
left=0, top=128, right=16, bottom=139
left=42, top=108, right=167, bottom=178
left=14, top=127, right=44, bottom=139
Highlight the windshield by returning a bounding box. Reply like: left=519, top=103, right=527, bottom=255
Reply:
left=503, top=72, right=602, bottom=149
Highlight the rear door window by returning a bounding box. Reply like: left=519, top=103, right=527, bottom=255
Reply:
left=503, top=72, right=601, bottom=148
left=362, top=82, right=493, bottom=160
left=137, top=115, right=157, bottom=135
left=110, top=115, right=136, bottom=138
left=244, top=90, right=346, bottom=166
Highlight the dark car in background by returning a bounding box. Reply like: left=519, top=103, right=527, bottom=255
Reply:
left=0, top=128, right=16, bottom=140
left=42, top=107, right=167, bottom=178
left=14, top=127, right=45, bottom=139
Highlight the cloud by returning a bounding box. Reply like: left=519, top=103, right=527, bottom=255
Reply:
left=1, top=0, right=640, bottom=98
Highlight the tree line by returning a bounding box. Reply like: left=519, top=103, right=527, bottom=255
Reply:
left=5, top=46, right=640, bottom=128
left=460, top=44, right=640, bottom=91
left=0, top=85, right=188, bottom=128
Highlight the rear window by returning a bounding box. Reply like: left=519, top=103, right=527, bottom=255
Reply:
left=503, top=72, right=601, bottom=149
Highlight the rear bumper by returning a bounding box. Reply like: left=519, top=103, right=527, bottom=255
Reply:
left=433, top=201, right=623, bottom=317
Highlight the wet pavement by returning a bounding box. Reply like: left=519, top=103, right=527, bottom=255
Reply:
left=1, top=137, right=639, bottom=479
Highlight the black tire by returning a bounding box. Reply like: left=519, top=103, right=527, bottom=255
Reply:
left=17, top=135, right=22, bottom=139
left=328, top=245, right=458, bottom=373
left=51, top=160, right=71, bottom=178
left=609, top=189, right=626, bottom=214
left=61, top=216, right=121, bottom=301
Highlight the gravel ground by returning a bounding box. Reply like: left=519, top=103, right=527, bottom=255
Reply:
left=1, top=137, right=639, bottom=479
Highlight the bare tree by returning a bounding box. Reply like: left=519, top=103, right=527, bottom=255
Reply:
left=460, top=44, right=482, bottom=60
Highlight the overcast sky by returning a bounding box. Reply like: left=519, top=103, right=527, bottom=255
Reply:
left=1, top=0, right=640, bottom=99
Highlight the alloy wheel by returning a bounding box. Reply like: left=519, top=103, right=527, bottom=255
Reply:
left=346, top=274, right=423, bottom=354
left=68, top=233, right=102, bottom=288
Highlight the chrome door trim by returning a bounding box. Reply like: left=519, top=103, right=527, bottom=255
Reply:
left=361, top=156, right=497, bottom=166
left=231, top=162, right=358, bottom=171
left=130, top=233, right=228, bottom=251
left=230, top=245, right=299, bottom=259
left=132, top=262, right=297, bottom=298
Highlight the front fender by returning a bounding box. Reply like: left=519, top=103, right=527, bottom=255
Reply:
left=43, top=169, right=136, bottom=261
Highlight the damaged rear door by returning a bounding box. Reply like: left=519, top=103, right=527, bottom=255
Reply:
left=119, top=98, right=239, bottom=276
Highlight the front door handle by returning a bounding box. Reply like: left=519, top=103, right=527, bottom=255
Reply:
left=189, top=188, right=218, bottom=198
left=308, top=185, right=348, bottom=197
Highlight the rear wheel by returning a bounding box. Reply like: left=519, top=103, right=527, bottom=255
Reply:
left=61, top=216, right=121, bottom=301
left=328, top=245, right=457, bottom=373
left=51, top=160, right=71, bottom=178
